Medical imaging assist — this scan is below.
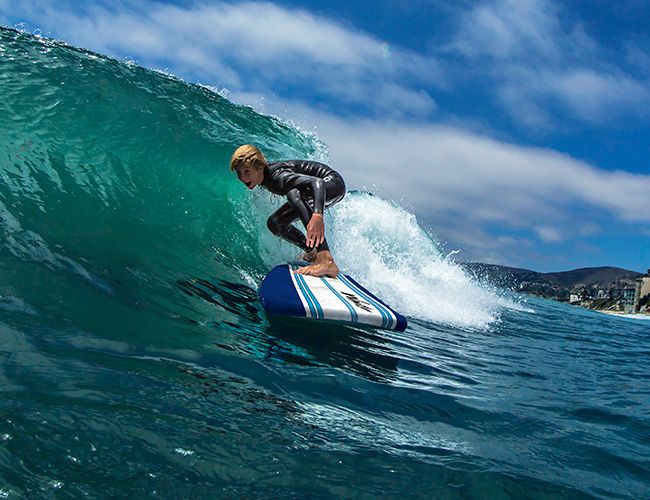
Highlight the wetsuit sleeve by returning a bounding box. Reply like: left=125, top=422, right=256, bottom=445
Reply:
left=283, top=173, right=326, bottom=213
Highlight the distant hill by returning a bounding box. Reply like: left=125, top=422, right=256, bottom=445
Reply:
left=542, top=267, right=642, bottom=288
left=460, top=263, right=642, bottom=297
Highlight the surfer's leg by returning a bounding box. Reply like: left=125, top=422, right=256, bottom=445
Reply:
left=286, top=188, right=339, bottom=277
left=266, top=202, right=310, bottom=251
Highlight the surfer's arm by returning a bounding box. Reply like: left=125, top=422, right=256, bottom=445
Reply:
left=282, top=172, right=327, bottom=247
left=284, top=173, right=327, bottom=213
left=306, top=212, right=324, bottom=248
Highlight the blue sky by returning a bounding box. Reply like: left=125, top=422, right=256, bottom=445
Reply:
left=2, top=0, right=650, bottom=272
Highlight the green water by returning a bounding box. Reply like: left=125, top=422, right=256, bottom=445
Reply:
left=0, top=26, right=326, bottom=348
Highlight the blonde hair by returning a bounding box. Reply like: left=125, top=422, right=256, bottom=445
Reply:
left=230, top=144, right=268, bottom=171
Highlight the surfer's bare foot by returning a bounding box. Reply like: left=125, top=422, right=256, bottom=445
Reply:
left=299, top=249, right=318, bottom=262
left=296, top=251, right=339, bottom=277
left=298, top=261, right=339, bottom=277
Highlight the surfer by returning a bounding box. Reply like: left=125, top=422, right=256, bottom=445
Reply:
left=230, top=144, right=345, bottom=278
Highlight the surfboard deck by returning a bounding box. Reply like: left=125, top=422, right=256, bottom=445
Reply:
left=259, top=264, right=407, bottom=332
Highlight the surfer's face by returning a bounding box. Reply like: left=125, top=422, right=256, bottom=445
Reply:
left=236, top=164, right=264, bottom=189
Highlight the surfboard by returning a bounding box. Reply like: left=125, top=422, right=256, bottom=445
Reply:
left=259, top=264, right=407, bottom=331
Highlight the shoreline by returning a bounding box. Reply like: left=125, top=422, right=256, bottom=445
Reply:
left=595, top=310, right=650, bottom=319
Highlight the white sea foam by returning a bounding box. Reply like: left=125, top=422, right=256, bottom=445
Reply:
left=327, top=192, right=514, bottom=329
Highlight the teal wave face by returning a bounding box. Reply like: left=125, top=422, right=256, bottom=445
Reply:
left=0, top=27, right=326, bottom=337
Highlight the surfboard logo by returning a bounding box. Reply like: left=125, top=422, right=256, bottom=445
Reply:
left=341, top=291, right=373, bottom=312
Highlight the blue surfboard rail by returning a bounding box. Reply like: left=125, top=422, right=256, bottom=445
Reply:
left=258, top=265, right=307, bottom=318
left=258, top=265, right=408, bottom=332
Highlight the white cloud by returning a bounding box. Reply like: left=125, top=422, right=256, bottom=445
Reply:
left=447, top=0, right=650, bottom=126
left=372, top=84, right=437, bottom=117
left=450, top=0, right=564, bottom=61
left=574, top=241, right=601, bottom=254
left=8, top=0, right=647, bottom=127
left=578, top=224, right=601, bottom=237
left=542, top=69, right=649, bottom=122
left=5, top=0, right=440, bottom=118
left=535, top=226, right=562, bottom=243
left=625, top=41, right=650, bottom=77
left=319, top=118, right=650, bottom=225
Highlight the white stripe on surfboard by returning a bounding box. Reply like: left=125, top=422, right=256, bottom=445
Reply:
left=288, top=265, right=315, bottom=318
left=338, top=274, right=397, bottom=329
left=320, top=274, right=386, bottom=327
left=297, top=274, right=355, bottom=323
left=289, top=268, right=386, bottom=327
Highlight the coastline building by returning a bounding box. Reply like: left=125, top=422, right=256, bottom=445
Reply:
left=634, top=269, right=650, bottom=313
left=623, top=286, right=636, bottom=313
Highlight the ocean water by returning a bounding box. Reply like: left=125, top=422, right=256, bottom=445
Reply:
left=1, top=27, right=649, bottom=498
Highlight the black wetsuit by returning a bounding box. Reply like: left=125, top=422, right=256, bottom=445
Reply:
left=262, top=160, right=346, bottom=252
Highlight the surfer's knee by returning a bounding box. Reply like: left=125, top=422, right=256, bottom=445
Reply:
left=267, top=214, right=281, bottom=235
left=267, top=214, right=292, bottom=236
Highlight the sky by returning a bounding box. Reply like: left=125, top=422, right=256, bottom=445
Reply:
left=2, top=0, right=650, bottom=272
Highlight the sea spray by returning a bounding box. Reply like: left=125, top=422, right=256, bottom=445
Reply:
left=327, top=192, right=510, bottom=328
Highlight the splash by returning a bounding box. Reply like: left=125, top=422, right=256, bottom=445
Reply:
left=327, top=193, right=510, bottom=328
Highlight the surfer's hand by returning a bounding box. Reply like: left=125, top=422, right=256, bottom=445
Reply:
left=306, top=213, right=324, bottom=248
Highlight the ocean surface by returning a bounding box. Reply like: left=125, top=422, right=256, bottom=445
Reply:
left=1, top=27, right=649, bottom=498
